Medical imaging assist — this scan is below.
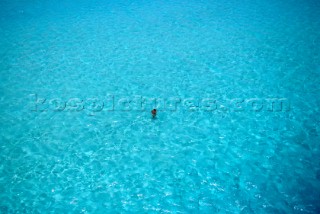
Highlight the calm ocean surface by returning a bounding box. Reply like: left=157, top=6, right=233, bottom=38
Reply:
left=0, top=0, right=319, bottom=213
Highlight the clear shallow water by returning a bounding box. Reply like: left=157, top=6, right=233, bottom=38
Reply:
left=1, top=0, right=320, bottom=213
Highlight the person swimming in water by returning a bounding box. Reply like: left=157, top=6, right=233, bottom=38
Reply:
left=151, top=109, right=157, bottom=118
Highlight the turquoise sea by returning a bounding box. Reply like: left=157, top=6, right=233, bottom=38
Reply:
left=0, top=0, right=320, bottom=213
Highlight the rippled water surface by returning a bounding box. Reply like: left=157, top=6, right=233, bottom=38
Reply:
left=1, top=0, right=320, bottom=213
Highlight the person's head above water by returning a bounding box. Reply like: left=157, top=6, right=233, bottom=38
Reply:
left=151, top=109, right=157, bottom=118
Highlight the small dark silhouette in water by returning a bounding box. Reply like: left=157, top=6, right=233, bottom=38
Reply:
left=151, top=109, right=157, bottom=118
